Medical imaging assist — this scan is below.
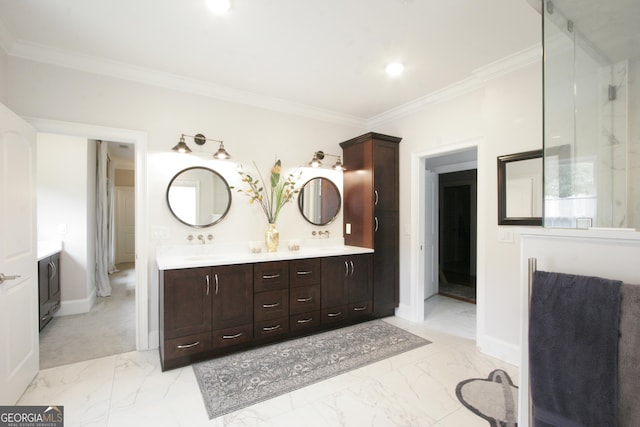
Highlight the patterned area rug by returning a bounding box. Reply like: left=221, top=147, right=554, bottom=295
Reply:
left=193, top=319, right=430, bottom=419
left=455, top=369, right=519, bottom=426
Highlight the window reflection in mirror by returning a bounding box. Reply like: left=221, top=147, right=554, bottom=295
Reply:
left=298, top=177, right=341, bottom=226
left=166, top=166, right=231, bottom=228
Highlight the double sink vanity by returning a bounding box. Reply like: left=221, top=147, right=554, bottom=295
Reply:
left=157, top=244, right=374, bottom=371
left=158, top=132, right=401, bottom=371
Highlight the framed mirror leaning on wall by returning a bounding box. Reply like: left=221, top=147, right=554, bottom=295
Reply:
left=167, top=166, right=232, bottom=228
left=497, top=149, right=543, bottom=226
left=298, top=177, right=341, bottom=225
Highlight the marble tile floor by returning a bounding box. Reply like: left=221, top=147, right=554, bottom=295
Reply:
left=18, top=315, right=518, bottom=427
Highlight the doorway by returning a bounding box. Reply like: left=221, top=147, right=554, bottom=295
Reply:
left=28, top=117, right=149, bottom=358
left=438, top=169, right=477, bottom=303
left=36, top=136, right=138, bottom=368
left=416, top=142, right=478, bottom=338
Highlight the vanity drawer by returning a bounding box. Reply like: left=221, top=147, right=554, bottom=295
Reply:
left=254, top=317, right=289, bottom=340
left=349, top=301, right=373, bottom=322
left=290, top=285, right=320, bottom=314
left=212, top=323, right=253, bottom=349
left=254, top=261, right=289, bottom=292
left=321, top=305, right=348, bottom=325
left=289, top=259, right=321, bottom=287
left=164, top=332, right=211, bottom=360
left=290, top=311, right=321, bottom=333
left=254, top=289, right=289, bottom=321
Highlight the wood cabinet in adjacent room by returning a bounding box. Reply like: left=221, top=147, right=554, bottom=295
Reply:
left=38, top=252, right=60, bottom=331
left=340, top=132, right=401, bottom=317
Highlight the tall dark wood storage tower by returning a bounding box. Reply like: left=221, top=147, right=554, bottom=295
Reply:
left=340, top=132, right=401, bottom=317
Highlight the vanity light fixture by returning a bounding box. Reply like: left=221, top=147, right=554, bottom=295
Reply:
left=173, top=133, right=231, bottom=159
left=309, top=151, right=345, bottom=171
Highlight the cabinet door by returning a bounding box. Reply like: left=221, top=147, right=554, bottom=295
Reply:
left=49, top=253, right=61, bottom=308
left=212, top=264, right=253, bottom=330
left=373, top=140, right=399, bottom=211
left=163, top=267, right=212, bottom=339
left=320, top=256, right=349, bottom=308
left=373, top=210, right=399, bottom=316
left=38, top=258, right=49, bottom=310
left=348, top=254, right=373, bottom=303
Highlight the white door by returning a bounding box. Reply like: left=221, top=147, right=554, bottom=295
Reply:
left=0, top=103, right=39, bottom=404
left=424, top=170, right=439, bottom=299
left=116, top=187, right=135, bottom=263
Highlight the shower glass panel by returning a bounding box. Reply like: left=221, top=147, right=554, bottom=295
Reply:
left=543, top=0, right=640, bottom=229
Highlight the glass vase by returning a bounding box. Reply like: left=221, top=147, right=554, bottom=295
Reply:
left=265, top=222, right=279, bottom=253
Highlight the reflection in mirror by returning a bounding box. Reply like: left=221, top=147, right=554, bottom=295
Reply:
left=298, top=177, right=341, bottom=225
left=166, top=167, right=231, bottom=228
left=543, top=1, right=640, bottom=229
left=498, top=150, right=543, bottom=226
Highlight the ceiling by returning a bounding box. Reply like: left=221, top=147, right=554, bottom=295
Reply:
left=0, top=0, right=541, bottom=121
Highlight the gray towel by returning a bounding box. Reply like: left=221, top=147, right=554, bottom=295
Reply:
left=529, top=270, right=622, bottom=427
left=618, top=283, right=640, bottom=426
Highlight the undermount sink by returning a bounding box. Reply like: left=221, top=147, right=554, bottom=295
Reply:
left=185, top=254, right=225, bottom=261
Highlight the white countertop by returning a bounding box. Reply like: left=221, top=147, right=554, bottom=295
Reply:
left=38, top=241, right=62, bottom=261
left=156, top=240, right=374, bottom=270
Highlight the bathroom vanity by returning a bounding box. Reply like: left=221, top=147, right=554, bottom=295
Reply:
left=157, top=245, right=374, bottom=370
left=37, top=241, right=62, bottom=331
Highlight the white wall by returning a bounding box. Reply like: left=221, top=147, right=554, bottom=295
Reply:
left=373, top=62, right=543, bottom=363
left=37, top=133, right=96, bottom=314
left=9, top=57, right=365, bottom=345
left=0, top=47, right=7, bottom=104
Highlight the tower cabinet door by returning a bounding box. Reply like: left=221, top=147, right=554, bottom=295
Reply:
left=163, top=267, right=212, bottom=339
left=373, top=139, right=399, bottom=211
left=212, top=264, right=253, bottom=330
left=348, top=254, right=373, bottom=304
left=373, top=210, right=399, bottom=316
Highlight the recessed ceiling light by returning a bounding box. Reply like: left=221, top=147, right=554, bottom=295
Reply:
left=385, top=62, right=405, bottom=77
left=206, top=0, right=231, bottom=14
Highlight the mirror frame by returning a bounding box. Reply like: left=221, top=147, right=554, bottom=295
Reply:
left=166, top=166, right=232, bottom=228
left=497, top=149, right=543, bottom=226
left=297, top=177, right=342, bottom=226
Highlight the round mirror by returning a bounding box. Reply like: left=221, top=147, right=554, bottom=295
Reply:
left=166, top=166, right=231, bottom=228
left=298, top=177, right=341, bottom=225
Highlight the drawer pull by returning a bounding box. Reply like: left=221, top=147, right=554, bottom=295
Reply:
left=327, top=312, right=342, bottom=317
left=296, top=270, right=313, bottom=275
left=263, top=302, right=281, bottom=308
left=297, top=297, right=313, bottom=302
left=297, top=318, right=313, bottom=324
left=263, top=324, right=281, bottom=332
left=222, top=333, right=243, bottom=340
left=177, top=341, right=200, bottom=349
left=262, top=274, right=281, bottom=279
left=353, top=306, right=368, bottom=311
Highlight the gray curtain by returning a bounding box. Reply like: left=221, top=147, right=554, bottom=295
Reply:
left=107, top=155, right=118, bottom=274
left=96, top=141, right=112, bottom=297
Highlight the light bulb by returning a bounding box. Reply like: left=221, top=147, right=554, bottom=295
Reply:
left=385, top=62, right=404, bottom=77
left=206, top=0, right=231, bottom=14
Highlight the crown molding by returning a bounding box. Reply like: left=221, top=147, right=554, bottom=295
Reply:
left=8, top=40, right=367, bottom=128
left=367, top=43, right=542, bottom=128
left=7, top=36, right=541, bottom=130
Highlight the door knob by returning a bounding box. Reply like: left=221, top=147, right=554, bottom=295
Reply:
left=0, top=273, right=21, bottom=285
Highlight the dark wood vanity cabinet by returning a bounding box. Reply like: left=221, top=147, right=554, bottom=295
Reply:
left=321, top=254, right=373, bottom=324
left=341, top=132, right=401, bottom=317
left=160, top=264, right=252, bottom=370
left=38, top=252, right=61, bottom=331
left=160, top=254, right=373, bottom=370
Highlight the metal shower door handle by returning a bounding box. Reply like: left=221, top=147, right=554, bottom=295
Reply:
left=0, top=273, right=20, bottom=285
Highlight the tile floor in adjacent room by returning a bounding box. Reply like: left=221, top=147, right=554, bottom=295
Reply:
left=19, top=299, right=517, bottom=426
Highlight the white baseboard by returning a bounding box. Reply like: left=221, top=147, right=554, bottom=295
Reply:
left=55, top=287, right=96, bottom=317
left=477, top=334, right=521, bottom=367
left=147, top=330, right=159, bottom=350
left=394, top=303, right=418, bottom=321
